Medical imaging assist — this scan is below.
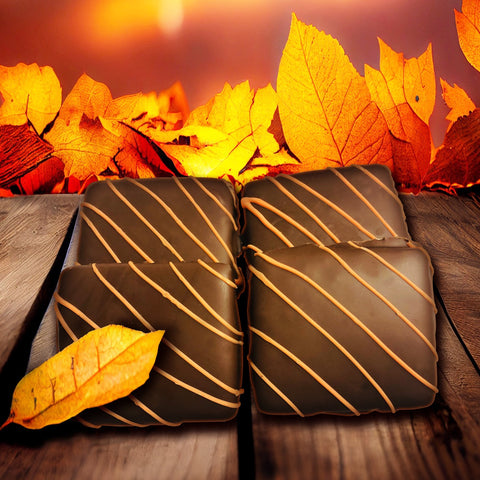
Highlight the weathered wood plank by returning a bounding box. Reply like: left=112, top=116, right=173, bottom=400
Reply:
left=401, top=192, right=480, bottom=368
left=0, top=421, right=238, bottom=480
left=249, top=300, right=480, bottom=480
left=0, top=195, right=81, bottom=419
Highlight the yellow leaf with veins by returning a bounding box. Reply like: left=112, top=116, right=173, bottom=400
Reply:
left=1, top=325, right=164, bottom=430
left=455, top=0, right=480, bottom=73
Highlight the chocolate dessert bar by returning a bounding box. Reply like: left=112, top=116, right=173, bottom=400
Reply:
left=246, top=238, right=437, bottom=416
left=241, top=165, right=410, bottom=254
left=77, top=177, right=241, bottom=281
left=55, top=261, right=243, bottom=426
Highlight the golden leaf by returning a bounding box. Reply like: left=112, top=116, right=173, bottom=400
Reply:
left=365, top=40, right=435, bottom=132
left=276, top=14, right=392, bottom=170
left=440, top=78, right=476, bottom=128
left=0, top=63, right=62, bottom=134
left=1, top=325, right=164, bottom=430
left=455, top=0, right=480, bottom=73
left=157, top=81, right=293, bottom=186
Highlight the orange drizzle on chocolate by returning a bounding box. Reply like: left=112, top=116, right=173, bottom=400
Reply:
left=347, top=241, right=436, bottom=307
left=248, top=264, right=396, bottom=412
left=80, top=210, right=120, bottom=262
left=125, top=178, right=219, bottom=263
left=329, top=168, right=398, bottom=236
left=129, top=395, right=182, bottom=426
left=197, top=259, right=237, bottom=288
left=81, top=202, right=156, bottom=262
left=173, top=177, right=240, bottom=278
left=250, top=326, right=360, bottom=415
left=154, top=367, right=241, bottom=409
left=356, top=165, right=404, bottom=206
left=268, top=176, right=340, bottom=243
left=128, top=261, right=242, bottom=345
left=169, top=262, right=243, bottom=336
left=316, top=245, right=438, bottom=359
left=249, top=360, right=304, bottom=416
left=253, top=252, right=438, bottom=393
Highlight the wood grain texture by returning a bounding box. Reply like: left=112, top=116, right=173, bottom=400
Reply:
left=0, top=195, right=80, bottom=420
left=401, top=192, right=480, bottom=368
left=0, top=421, right=238, bottom=480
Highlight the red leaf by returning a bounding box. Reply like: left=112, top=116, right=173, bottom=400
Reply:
left=18, top=157, right=65, bottom=195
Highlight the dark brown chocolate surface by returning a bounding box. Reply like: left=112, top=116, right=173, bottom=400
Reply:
left=55, top=261, right=243, bottom=426
left=246, top=238, right=437, bottom=416
left=77, top=177, right=241, bottom=281
left=241, top=165, right=410, bottom=254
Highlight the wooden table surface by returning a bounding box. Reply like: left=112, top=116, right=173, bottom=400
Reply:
left=0, top=192, right=479, bottom=480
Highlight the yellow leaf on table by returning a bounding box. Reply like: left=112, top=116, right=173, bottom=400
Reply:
left=0, top=63, right=62, bottom=134
left=365, top=40, right=435, bottom=133
left=440, top=78, right=476, bottom=128
left=455, top=0, right=480, bottom=73
left=1, top=325, right=164, bottom=430
left=277, top=14, right=392, bottom=170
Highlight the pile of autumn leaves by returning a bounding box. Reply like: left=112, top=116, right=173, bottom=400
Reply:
left=1, top=3, right=480, bottom=196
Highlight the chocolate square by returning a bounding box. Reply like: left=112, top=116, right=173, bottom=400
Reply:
left=241, top=165, right=410, bottom=254
left=247, top=238, right=437, bottom=416
left=77, top=177, right=241, bottom=282
left=55, top=261, right=243, bottom=426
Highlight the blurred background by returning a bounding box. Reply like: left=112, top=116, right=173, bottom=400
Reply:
left=0, top=0, right=478, bottom=145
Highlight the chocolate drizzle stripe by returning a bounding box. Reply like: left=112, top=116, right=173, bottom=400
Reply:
left=240, top=198, right=294, bottom=247
left=98, top=406, right=145, bottom=427
left=268, top=177, right=340, bottom=243
left=254, top=253, right=438, bottom=393
left=125, top=178, right=219, bottom=263
left=249, top=326, right=360, bottom=415
left=80, top=211, right=120, bottom=262
left=163, top=339, right=242, bottom=395
left=356, top=165, right=404, bottom=205
left=347, top=241, right=436, bottom=307
left=192, top=177, right=238, bottom=230
left=91, top=263, right=156, bottom=331
left=129, top=395, right=182, bottom=426
left=249, top=360, right=304, bottom=416
left=82, top=202, right=155, bottom=262
left=128, top=262, right=243, bottom=345
left=174, top=177, right=240, bottom=277
left=242, top=198, right=325, bottom=246
left=248, top=265, right=396, bottom=412
left=169, top=262, right=243, bottom=336
left=197, top=259, right=237, bottom=288
left=329, top=168, right=398, bottom=236
left=54, top=301, right=79, bottom=341
left=318, top=246, right=438, bottom=359
left=106, top=180, right=185, bottom=262
left=154, top=367, right=241, bottom=409
left=283, top=176, right=377, bottom=239
left=55, top=292, right=101, bottom=331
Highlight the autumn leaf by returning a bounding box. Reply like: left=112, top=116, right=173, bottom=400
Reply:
left=156, top=81, right=294, bottom=185
left=17, top=156, right=65, bottom=195
left=365, top=40, right=435, bottom=192
left=455, top=0, right=480, bottom=73
left=440, top=78, right=476, bottom=128
left=0, top=63, right=62, bottom=134
left=0, top=123, right=54, bottom=188
left=276, top=14, right=392, bottom=171
left=425, top=108, right=480, bottom=191
left=1, top=325, right=164, bottom=430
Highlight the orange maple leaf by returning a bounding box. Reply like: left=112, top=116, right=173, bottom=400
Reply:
left=365, top=40, right=436, bottom=192
left=455, top=0, right=480, bottom=73
left=440, top=78, right=476, bottom=129
left=0, top=63, right=62, bottom=135
left=276, top=14, right=392, bottom=172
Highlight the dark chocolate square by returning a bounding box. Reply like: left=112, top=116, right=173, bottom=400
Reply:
left=241, top=165, right=410, bottom=255
left=77, top=177, right=242, bottom=281
left=55, top=261, right=243, bottom=426
left=247, top=238, right=437, bottom=416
